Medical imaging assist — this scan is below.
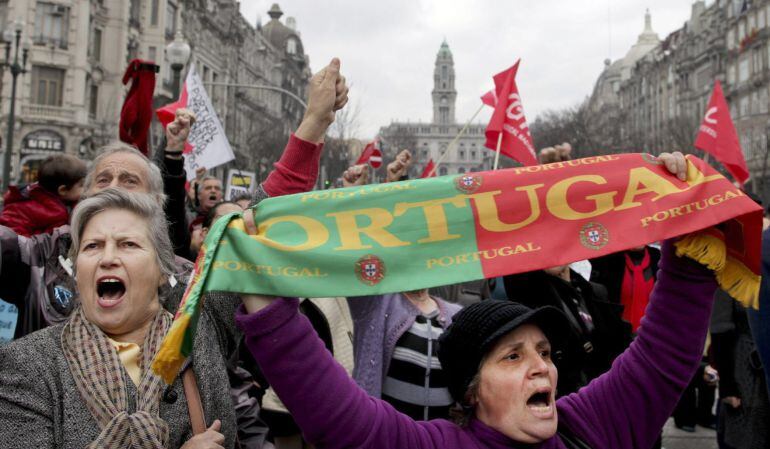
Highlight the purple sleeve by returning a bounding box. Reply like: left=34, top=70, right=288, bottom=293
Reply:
left=236, top=299, right=442, bottom=449
left=557, top=242, right=717, bottom=448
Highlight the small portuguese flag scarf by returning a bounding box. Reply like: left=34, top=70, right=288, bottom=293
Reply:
left=153, top=153, right=763, bottom=383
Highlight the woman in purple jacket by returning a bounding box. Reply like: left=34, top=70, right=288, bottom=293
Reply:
left=234, top=152, right=719, bottom=448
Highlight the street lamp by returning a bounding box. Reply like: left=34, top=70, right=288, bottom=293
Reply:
left=1, top=19, right=29, bottom=193
left=165, top=31, right=191, bottom=99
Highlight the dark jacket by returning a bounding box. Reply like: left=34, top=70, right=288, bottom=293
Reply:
left=589, top=246, right=661, bottom=304
left=711, top=290, right=769, bottom=449
left=503, top=269, right=632, bottom=395
left=0, top=184, right=70, bottom=237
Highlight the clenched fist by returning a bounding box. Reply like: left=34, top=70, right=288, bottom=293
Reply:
left=386, top=150, right=412, bottom=183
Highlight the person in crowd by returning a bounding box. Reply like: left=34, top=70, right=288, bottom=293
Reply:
left=0, top=189, right=241, bottom=448
left=590, top=244, right=661, bottom=333
left=0, top=56, right=348, bottom=339
left=342, top=154, right=460, bottom=421
left=231, top=192, right=254, bottom=210
left=503, top=264, right=631, bottom=395
left=188, top=176, right=224, bottom=233
left=711, top=289, right=770, bottom=449
left=0, top=153, right=87, bottom=237
left=233, top=152, right=721, bottom=449
left=189, top=201, right=244, bottom=259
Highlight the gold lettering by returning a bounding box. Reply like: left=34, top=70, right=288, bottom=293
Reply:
left=393, top=195, right=468, bottom=243
left=471, top=185, right=544, bottom=232
left=546, top=175, right=616, bottom=220
left=615, top=167, right=684, bottom=211
left=327, top=208, right=410, bottom=250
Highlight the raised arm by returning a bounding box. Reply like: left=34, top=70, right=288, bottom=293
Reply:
left=557, top=240, right=717, bottom=449
left=258, top=58, right=348, bottom=200
left=236, top=296, right=442, bottom=449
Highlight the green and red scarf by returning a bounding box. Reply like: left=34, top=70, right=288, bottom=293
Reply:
left=153, top=153, right=762, bottom=383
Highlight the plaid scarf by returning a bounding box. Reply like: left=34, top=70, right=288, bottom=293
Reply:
left=62, top=307, right=173, bottom=448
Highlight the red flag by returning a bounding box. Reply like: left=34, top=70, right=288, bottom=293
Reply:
left=119, top=60, right=159, bottom=156
left=420, top=159, right=436, bottom=178
left=356, top=140, right=383, bottom=168
left=483, top=60, right=538, bottom=166
left=694, top=80, right=750, bottom=185
left=481, top=89, right=497, bottom=107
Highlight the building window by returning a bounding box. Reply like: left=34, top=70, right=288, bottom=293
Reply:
left=33, top=2, right=69, bottom=49
left=129, top=0, right=140, bottom=27
left=739, top=57, right=750, bottom=83
left=441, top=65, right=447, bottom=78
left=31, top=66, right=65, bottom=106
left=89, top=84, right=98, bottom=118
left=148, top=46, right=157, bottom=62
left=0, top=2, right=8, bottom=30
left=92, top=28, right=102, bottom=62
left=739, top=96, right=749, bottom=117
left=459, top=150, right=465, bottom=160
left=421, top=149, right=428, bottom=158
left=151, top=0, right=159, bottom=26
left=458, top=167, right=466, bottom=174
left=287, top=38, right=297, bottom=55
left=471, top=150, right=477, bottom=160
left=165, top=2, right=177, bottom=37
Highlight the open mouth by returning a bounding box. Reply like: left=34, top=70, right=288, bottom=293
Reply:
left=209, top=195, right=218, bottom=202
left=96, top=277, right=126, bottom=308
left=526, top=389, right=553, bottom=417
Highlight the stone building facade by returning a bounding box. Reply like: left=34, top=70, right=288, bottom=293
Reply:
left=588, top=0, right=770, bottom=195
left=0, top=0, right=309, bottom=185
left=378, top=40, right=490, bottom=177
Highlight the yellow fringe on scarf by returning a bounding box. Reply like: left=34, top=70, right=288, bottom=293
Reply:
left=151, top=313, right=190, bottom=384
left=675, top=233, right=760, bottom=310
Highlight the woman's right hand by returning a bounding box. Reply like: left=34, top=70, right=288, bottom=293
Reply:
left=181, top=419, right=225, bottom=449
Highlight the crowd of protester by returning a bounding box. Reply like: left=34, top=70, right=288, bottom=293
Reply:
left=0, top=57, right=767, bottom=449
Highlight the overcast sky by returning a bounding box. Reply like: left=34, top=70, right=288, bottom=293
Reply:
left=240, top=1, right=710, bottom=139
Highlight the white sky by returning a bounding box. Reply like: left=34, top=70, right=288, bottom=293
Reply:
left=240, top=1, right=709, bottom=139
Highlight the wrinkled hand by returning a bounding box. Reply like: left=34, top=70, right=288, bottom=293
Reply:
left=181, top=419, right=225, bottom=449
left=723, top=396, right=741, bottom=409
left=658, top=151, right=688, bottom=181
left=342, top=164, right=369, bottom=188
left=538, top=143, right=572, bottom=164
left=296, top=58, right=348, bottom=143
left=166, top=108, right=196, bottom=153
left=386, top=150, right=412, bottom=183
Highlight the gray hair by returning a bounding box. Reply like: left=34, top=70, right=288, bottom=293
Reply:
left=83, top=141, right=167, bottom=206
left=69, top=188, right=176, bottom=280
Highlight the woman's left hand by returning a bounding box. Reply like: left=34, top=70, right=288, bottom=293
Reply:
left=658, top=151, right=687, bottom=181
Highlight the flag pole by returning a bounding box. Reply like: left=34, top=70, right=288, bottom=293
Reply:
left=493, top=132, right=503, bottom=170
left=429, top=103, right=485, bottom=177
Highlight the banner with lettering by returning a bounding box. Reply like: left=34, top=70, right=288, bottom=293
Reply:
left=153, top=153, right=762, bottom=383
left=156, top=66, right=235, bottom=180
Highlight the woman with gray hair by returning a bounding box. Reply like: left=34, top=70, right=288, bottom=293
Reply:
left=0, top=188, right=238, bottom=448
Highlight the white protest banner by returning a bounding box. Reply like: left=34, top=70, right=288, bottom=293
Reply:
left=181, top=66, right=235, bottom=180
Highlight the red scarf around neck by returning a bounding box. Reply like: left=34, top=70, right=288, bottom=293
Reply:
left=621, top=248, right=654, bottom=332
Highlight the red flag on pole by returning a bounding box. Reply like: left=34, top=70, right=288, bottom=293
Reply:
left=481, top=89, right=497, bottom=108
left=356, top=140, right=383, bottom=168
left=483, top=60, right=538, bottom=166
left=119, top=60, right=159, bottom=156
left=694, top=80, right=750, bottom=186
left=420, top=159, right=436, bottom=178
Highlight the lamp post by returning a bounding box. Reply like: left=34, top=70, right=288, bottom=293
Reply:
left=165, top=31, right=191, bottom=99
left=1, top=19, right=29, bottom=193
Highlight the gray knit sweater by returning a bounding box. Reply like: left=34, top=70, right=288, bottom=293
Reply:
left=0, top=295, right=240, bottom=449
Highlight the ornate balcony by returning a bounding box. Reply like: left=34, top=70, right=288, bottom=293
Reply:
left=21, top=104, right=77, bottom=121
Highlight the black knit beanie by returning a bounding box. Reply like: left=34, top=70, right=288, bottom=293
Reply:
left=437, top=299, right=570, bottom=405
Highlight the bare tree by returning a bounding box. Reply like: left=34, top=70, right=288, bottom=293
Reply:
left=321, top=98, right=363, bottom=187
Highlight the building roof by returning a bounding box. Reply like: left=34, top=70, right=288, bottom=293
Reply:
left=261, top=3, right=303, bottom=55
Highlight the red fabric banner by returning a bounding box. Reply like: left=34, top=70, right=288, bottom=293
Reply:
left=420, top=159, right=436, bottom=178
left=484, top=60, right=538, bottom=166
left=694, top=80, right=750, bottom=185
left=356, top=141, right=383, bottom=168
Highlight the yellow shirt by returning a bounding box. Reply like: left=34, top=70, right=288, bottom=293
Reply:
left=107, top=338, right=142, bottom=386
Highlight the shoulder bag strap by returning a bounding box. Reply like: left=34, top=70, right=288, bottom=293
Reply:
left=183, top=368, right=207, bottom=435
